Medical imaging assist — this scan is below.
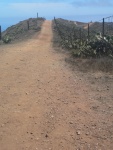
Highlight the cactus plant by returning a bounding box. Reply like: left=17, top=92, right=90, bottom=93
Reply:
left=2, top=36, right=11, bottom=44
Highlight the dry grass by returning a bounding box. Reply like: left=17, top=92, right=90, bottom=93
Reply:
left=65, top=56, right=113, bottom=73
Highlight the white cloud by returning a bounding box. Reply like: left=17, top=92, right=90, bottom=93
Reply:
left=72, top=0, right=113, bottom=7
left=0, top=1, right=112, bottom=20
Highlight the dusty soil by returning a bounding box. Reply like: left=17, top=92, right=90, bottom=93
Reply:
left=0, top=21, right=113, bottom=150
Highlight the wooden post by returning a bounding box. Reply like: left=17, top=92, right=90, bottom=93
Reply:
left=0, top=26, right=1, bottom=40
left=88, top=23, right=89, bottom=40
left=37, top=13, right=38, bottom=28
left=27, top=21, right=29, bottom=30
left=102, top=18, right=105, bottom=37
left=80, top=28, right=82, bottom=45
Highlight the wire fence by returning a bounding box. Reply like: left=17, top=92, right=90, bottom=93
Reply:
left=54, top=15, right=113, bottom=57
left=54, top=15, right=113, bottom=42
left=104, top=16, right=113, bottom=36
left=87, top=15, right=113, bottom=40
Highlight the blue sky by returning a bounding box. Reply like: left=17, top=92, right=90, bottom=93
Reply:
left=0, top=0, right=113, bottom=30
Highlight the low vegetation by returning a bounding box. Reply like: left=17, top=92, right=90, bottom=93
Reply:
left=53, top=18, right=113, bottom=73
left=2, top=35, right=11, bottom=44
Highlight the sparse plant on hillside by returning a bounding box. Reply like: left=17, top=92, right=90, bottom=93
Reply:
left=2, top=36, right=11, bottom=44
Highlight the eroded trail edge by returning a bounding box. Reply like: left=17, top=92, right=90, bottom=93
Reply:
left=0, top=21, right=113, bottom=150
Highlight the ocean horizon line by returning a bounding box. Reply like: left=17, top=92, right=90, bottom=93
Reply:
left=0, top=14, right=111, bottom=31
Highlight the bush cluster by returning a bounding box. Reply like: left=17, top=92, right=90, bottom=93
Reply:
left=54, top=18, right=113, bottom=58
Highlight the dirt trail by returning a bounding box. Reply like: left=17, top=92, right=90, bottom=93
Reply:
left=0, top=21, right=113, bottom=150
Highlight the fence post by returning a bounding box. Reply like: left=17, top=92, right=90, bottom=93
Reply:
left=37, top=13, right=38, bottom=27
left=79, top=28, right=82, bottom=45
left=102, top=18, right=105, bottom=37
left=37, top=12, right=38, bottom=19
left=88, top=23, right=90, bottom=39
left=0, top=25, right=1, bottom=40
left=27, top=21, right=29, bottom=30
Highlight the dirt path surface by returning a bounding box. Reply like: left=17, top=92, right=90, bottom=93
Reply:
left=0, top=21, right=113, bottom=150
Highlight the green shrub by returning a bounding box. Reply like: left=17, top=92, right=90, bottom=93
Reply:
left=2, top=36, right=11, bottom=44
left=72, top=38, right=113, bottom=58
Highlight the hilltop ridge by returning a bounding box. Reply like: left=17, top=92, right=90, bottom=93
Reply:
left=2, top=17, right=45, bottom=43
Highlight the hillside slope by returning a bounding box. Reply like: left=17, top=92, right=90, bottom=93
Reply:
left=2, top=17, right=45, bottom=43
